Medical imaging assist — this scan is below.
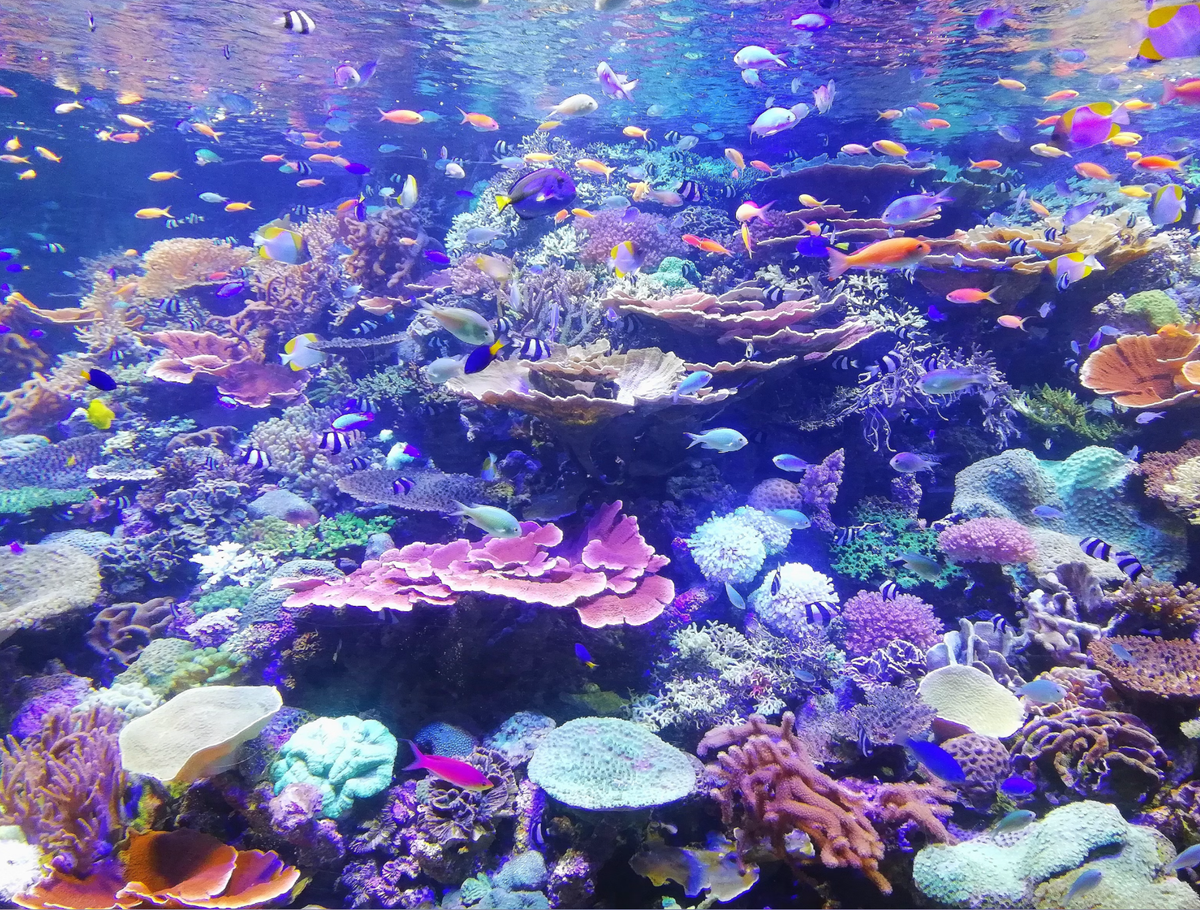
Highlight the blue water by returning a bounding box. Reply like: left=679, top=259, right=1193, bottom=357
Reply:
left=0, top=0, right=1198, bottom=907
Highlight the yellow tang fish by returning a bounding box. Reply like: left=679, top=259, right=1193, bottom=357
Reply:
left=85, top=399, right=115, bottom=430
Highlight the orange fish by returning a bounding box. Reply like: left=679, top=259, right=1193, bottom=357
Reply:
left=1108, top=132, right=1141, bottom=147
left=920, top=118, right=951, bottom=129
left=741, top=223, right=752, bottom=258
left=1126, top=151, right=1144, bottom=161
left=537, top=121, right=561, bottom=132
left=110, top=132, right=141, bottom=143
left=827, top=237, right=931, bottom=280
left=697, top=238, right=733, bottom=255
left=302, top=141, right=325, bottom=149
left=681, top=234, right=703, bottom=248
left=0, top=87, right=16, bottom=98
left=554, top=209, right=570, bottom=224
left=996, top=78, right=1026, bottom=91
left=571, top=208, right=595, bottom=219
left=946, top=288, right=998, bottom=304
left=1029, top=200, right=1051, bottom=217
left=917, top=101, right=940, bottom=111
left=117, top=113, right=153, bottom=130
left=622, top=126, right=650, bottom=141
left=1123, top=99, right=1155, bottom=112
left=225, top=202, right=254, bottom=212
left=309, top=153, right=336, bottom=163
left=192, top=123, right=222, bottom=142
left=969, top=158, right=1003, bottom=170
left=459, top=109, right=499, bottom=131
left=297, top=178, right=325, bottom=187
left=1043, top=89, right=1080, bottom=102
left=330, top=156, right=350, bottom=167
left=379, top=109, right=424, bottom=124
left=1134, top=155, right=1187, bottom=171
left=1074, top=162, right=1116, bottom=180
left=1034, top=115, right=1062, bottom=127
left=997, top=314, right=1030, bottom=330
left=877, top=109, right=904, bottom=120
left=749, top=160, right=775, bottom=174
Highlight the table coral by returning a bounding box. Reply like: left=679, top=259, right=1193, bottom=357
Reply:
left=917, top=665, right=1025, bottom=738
left=1079, top=325, right=1200, bottom=408
left=698, top=712, right=891, bottom=892
left=529, top=717, right=694, bottom=811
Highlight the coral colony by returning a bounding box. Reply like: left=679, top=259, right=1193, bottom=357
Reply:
left=2, top=1, right=1200, bottom=908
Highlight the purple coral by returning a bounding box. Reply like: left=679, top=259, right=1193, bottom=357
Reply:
left=797, top=448, right=845, bottom=533
left=578, top=209, right=687, bottom=270
left=840, top=590, right=943, bottom=658
left=938, top=517, right=1037, bottom=564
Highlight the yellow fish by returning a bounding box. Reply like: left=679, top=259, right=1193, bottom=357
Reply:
left=116, top=91, right=144, bottom=104
left=574, top=158, right=616, bottom=182
left=34, top=146, right=61, bottom=162
left=536, top=121, right=561, bottom=132
left=798, top=194, right=828, bottom=207
left=225, top=202, right=254, bottom=212
left=1119, top=185, right=1154, bottom=199
left=55, top=101, right=83, bottom=114
left=523, top=152, right=556, bottom=164
left=118, top=114, right=153, bottom=130
left=16, top=169, right=35, bottom=180
left=3, top=137, right=18, bottom=152
left=85, top=399, right=115, bottom=430
left=148, top=170, right=179, bottom=182
left=872, top=140, right=908, bottom=157
left=995, top=77, right=1027, bottom=90
left=135, top=207, right=171, bottom=219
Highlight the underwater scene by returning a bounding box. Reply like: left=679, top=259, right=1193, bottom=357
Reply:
left=6, top=0, right=1200, bottom=907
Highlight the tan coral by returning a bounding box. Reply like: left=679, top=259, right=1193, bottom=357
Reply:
left=1079, top=325, right=1200, bottom=409
left=0, top=543, right=102, bottom=644
left=138, top=238, right=252, bottom=299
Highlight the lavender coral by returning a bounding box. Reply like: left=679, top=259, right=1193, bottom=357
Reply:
left=938, top=517, right=1037, bottom=564
left=840, top=589, right=943, bottom=657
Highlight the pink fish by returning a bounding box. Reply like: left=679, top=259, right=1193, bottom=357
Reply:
left=405, top=741, right=493, bottom=791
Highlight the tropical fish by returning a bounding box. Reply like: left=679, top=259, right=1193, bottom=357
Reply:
left=725, top=583, right=746, bottom=609
left=890, top=452, right=937, bottom=473
left=280, top=333, right=326, bottom=371
left=674, top=370, right=712, bottom=401
left=277, top=9, right=316, bottom=33
left=1151, top=185, right=1187, bottom=226
left=497, top=168, right=577, bottom=218
left=464, top=338, right=506, bottom=374
left=254, top=220, right=308, bottom=264
left=917, top=368, right=988, bottom=394
left=459, top=109, right=499, bottom=131
left=1166, top=844, right=1200, bottom=874
left=1137, top=3, right=1200, bottom=62
left=773, top=454, right=811, bottom=472
left=904, top=739, right=966, bottom=783
left=882, top=190, right=953, bottom=225
left=549, top=94, right=599, bottom=117
left=684, top=428, right=748, bottom=453
left=405, top=741, right=493, bottom=790
left=1063, top=869, right=1102, bottom=903
left=1016, top=678, right=1067, bottom=705
left=945, top=288, right=997, bottom=304
left=1051, top=102, right=1129, bottom=151
left=770, top=510, right=811, bottom=530
left=994, top=810, right=1036, bottom=834
left=734, top=45, right=787, bottom=68
left=453, top=502, right=521, bottom=538
left=575, top=643, right=597, bottom=669
left=609, top=241, right=645, bottom=278
left=895, top=552, right=942, bottom=581
left=84, top=398, right=115, bottom=430
left=999, top=776, right=1036, bottom=798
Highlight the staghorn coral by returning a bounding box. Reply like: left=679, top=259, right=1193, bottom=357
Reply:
left=1011, top=706, right=1168, bottom=805
left=0, top=705, right=130, bottom=876
left=698, top=712, right=891, bottom=892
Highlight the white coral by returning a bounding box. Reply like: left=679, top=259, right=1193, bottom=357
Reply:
left=749, top=562, right=838, bottom=641
left=191, top=542, right=271, bottom=589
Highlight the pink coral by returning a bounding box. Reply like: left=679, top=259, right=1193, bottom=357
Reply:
left=142, top=330, right=306, bottom=408
left=282, top=501, right=674, bottom=628
left=578, top=209, right=686, bottom=270
left=938, top=517, right=1036, bottom=564
left=840, top=590, right=943, bottom=658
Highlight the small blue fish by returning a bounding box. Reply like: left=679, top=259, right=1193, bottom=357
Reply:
left=773, top=454, right=810, bottom=473
left=926, top=304, right=948, bottom=322
left=1167, top=843, right=1200, bottom=873
left=890, top=452, right=937, bottom=473
left=904, top=739, right=966, bottom=783
left=1000, top=776, right=1036, bottom=798
left=994, top=809, right=1036, bottom=834
left=1110, top=641, right=1137, bottom=664
left=674, top=370, right=712, bottom=401
left=1032, top=505, right=1065, bottom=519
left=1136, top=411, right=1165, bottom=424
left=216, top=281, right=247, bottom=298
left=793, top=668, right=816, bottom=684
left=455, top=190, right=475, bottom=199
left=28, top=329, right=43, bottom=339
left=1016, top=678, right=1067, bottom=705
left=1063, top=197, right=1101, bottom=231
left=684, top=428, right=748, bottom=453
left=770, top=509, right=811, bottom=530
left=1063, top=869, right=1102, bottom=903
left=332, top=411, right=374, bottom=431
left=575, top=643, right=596, bottom=669
left=725, top=582, right=746, bottom=609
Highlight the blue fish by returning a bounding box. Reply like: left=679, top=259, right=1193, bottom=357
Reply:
left=1016, top=678, right=1067, bottom=705
left=1063, top=197, right=1101, bottom=230
left=425, top=250, right=451, bottom=265
left=1110, top=641, right=1137, bottom=664
left=725, top=582, right=745, bottom=609
left=1032, top=505, right=1065, bottom=519
left=794, top=235, right=829, bottom=257
left=332, top=411, right=374, bottom=431
left=1167, top=843, right=1200, bottom=873
left=1063, top=869, right=1102, bottom=903
left=999, top=776, right=1036, bottom=798
left=575, top=643, right=596, bottom=668
left=994, top=809, right=1036, bottom=834
left=904, top=739, right=966, bottom=783
left=216, top=281, right=247, bottom=298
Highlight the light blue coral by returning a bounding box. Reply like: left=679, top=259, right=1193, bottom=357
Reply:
left=270, top=716, right=398, bottom=819
left=951, top=447, right=1187, bottom=578
left=913, top=800, right=1200, bottom=909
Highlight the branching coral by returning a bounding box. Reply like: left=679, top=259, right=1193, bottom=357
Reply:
left=840, top=590, right=943, bottom=657
left=1014, top=384, right=1124, bottom=443
left=0, top=705, right=130, bottom=876
left=698, top=712, right=891, bottom=893
left=137, top=238, right=252, bottom=299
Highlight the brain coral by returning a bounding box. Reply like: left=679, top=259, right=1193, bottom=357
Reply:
left=271, top=716, right=398, bottom=819
left=527, top=717, right=695, bottom=810
left=840, top=589, right=942, bottom=657
left=748, top=562, right=838, bottom=641
left=686, top=513, right=766, bottom=585
left=940, top=734, right=1011, bottom=809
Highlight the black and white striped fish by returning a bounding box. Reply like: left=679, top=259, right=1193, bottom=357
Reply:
left=277, top=9, right=315, bottom=33
left=991, top=613, right=1008, bottom=633
left=1080, top=536, right=1112, bottom=560
left=805, top=601, right=836, bottom=624
left=1114, top=550, right=1146, bottom=581
left=110, top=493, right=133, bottom=510
left=1044, top=227, right=1058, bottom=242
left=291, top=161, right=313, bottom=177
left=676, top=180, right=702, bottom=203
left=663, top=130, right=682, bottom=144
left=393, top=477, right=414, bottom=495
left=291, top=204, right=314, bottom=219
left=520, top=337, right=551, bottom=361
left=497, top=315, right=516, bottom=336
left=835, top=524, right=867, bottom=546
left=319, top=430, right=350, bottom=454
left=921, top=354, right=940, bottom=372
left=879, top=350, right=903, bottom=373
left=764, top=286, right=794, bottom=304
left=894, top=325, right=917, bottom=342
left=1009, top=237, right=1029, bottom=256
left=831, top=354, right=858, bottom=370
left=240, top=447, right=271, bottom=469
left=722, top=185, right=736, bottom=199
left=345, top=455, right=371, bottom=472
left=879, top=581, right=899, bottom=600
left=770, top=571, right=782, bottom=596
left=494, top=140, right=512, bottom=157
left=159, top=296, right=183, bottom=315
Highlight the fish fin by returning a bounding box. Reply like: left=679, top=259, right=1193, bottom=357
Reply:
left=495, top=195, right=511, bottom=212
left=826, top=246, right=850, bottom=279
left=403, top=739, right=425, bottom=771
left=684, top=433, right=701, bottom=448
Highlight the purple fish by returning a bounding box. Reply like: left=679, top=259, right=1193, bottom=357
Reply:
left=975, top=6, right=1009, bottom=29
left=0, top=325, right=10, bottom=335
left=425, top=250, right=451, bottom=265
left=357, top=61, right=378, bottom=84
left=455, top=190, right=476, bottom=198
left=997, top=125, right=1021, bottom=142
left=794, top=235, right=829, bottom=257
left=1089, top=330, right=1103, bottom=350
left=27, top=329, right=44, bottom=339
left=926, top=304, right=947, bottom=322
left=107, top=267, right=118, bottom=281
left=1000, top=776, right=1036, bottom=798
left=575, top=643, right=596, bottom=667
left=8, top=542, right=23, bottom=554
left=622, top=206, right=640, bottom=223
left=0, top=251, right=11, bottom=262
left=344, top=161, right=370, bottom=176
left=4, top=263, right=20, bottom=273
left=1063, top=197, right=1100, bottom=230
left=499, top=167, right=577, bottom=219
left=216, top=281, right=247, bottom=298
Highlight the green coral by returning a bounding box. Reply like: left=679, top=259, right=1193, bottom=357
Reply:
left=112, top=638, right=247, bottom=697
left=0, top=486, right=91, bottom=514
left=653, top=257, right=699, bottom=290
left=236, top=513, right=394, bottom=559
left=270, top=716, right=398, bottom=819
left=1124, top=290, right=1182, bottom=330
left=1014, top=385, right=1123, bottom=443
left=191, top=585, right=253, bottom=616
left=830, top=499, right=963, bottom=589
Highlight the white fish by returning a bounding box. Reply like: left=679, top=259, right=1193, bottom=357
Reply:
left=751, top=107, right=798, bottom=138
left=444, top=161, right=465, bottom=178
left=549, top=93, right=599, bottom=117
left=280, top=332, right=325, bottom=370
left=401, top=174, right=417, bottom=210
left=734, top=45, right=787, bottom=69
left=684, top=428, right=748, bottom=453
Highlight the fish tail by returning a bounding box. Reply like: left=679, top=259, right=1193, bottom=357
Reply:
left=684, top=433, right=701, bottom=448
left=403, top=739, right=425, bottom=771
left=495, top=195, right=511, bottom=212
left=826, top=246, right=850, bottom=280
